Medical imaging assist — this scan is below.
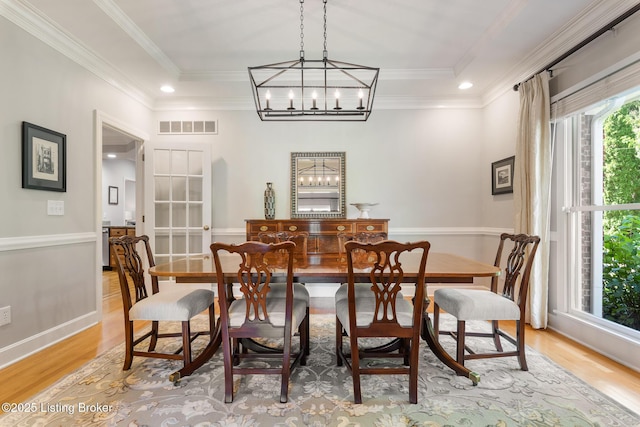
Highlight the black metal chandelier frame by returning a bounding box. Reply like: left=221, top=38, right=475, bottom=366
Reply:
left=248, top=0, right=379, bottom=122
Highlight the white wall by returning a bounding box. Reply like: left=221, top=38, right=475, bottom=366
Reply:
left=0, top=17, right=153, bottom=367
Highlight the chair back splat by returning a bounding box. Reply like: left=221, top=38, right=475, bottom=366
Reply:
left=211, top=240, right=309, bottom=403
left=335, top=239, right=430, bottom=404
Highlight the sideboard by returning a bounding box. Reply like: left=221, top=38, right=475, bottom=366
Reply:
left=245, top=218, right=389, bottom=254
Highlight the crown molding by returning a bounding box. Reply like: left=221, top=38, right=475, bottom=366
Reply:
left=1, top=0, right=155, bottom=108
left=481, top=0, right=640, bottom=106
left=92, top=0, right=180, bottom=78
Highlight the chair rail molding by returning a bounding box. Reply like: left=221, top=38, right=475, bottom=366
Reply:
left=0, top=232, right=96, bottom=252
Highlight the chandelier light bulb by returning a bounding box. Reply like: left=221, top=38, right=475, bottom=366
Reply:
left=334, top=90, right=342, bottom=110
left=311, top=91, right=318, bottom=110
left=265, top=90, right=272, bottom=110
left=357, top=89, right=364, bottom=110
left=288, top=90, right=295, bottom=110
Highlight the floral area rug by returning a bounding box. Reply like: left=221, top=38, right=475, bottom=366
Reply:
left=2, top=314, right=639, bottom=426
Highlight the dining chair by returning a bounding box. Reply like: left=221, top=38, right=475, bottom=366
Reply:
left=211, top=240, right=309, bottom=403
left=110, top=235, right=216, bottom=382
left=431, top=233, right=540, bottom=371
left=257, top=231, right=310, bottom=355
left=335, top=239, right=430, bottom=404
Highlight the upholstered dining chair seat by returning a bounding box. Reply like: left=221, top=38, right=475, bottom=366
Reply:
left=129, top=288, right=215, bottom=321
left=434, top=289, right=520, bottom=321
left=267, top=283, right=309, bottom=303
left=227, top=298, right=308, bottom=328
left=334, top=282, right=405, bottom=303
left=336, top=295, right=415, bottom=335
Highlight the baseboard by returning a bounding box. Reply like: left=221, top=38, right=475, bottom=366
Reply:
left=0, top=312, right=99, bottom=370
left=548, top=311, right=640, bottom=373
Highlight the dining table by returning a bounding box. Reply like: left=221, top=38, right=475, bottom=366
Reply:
left=150, top=251, right=500, bottom=384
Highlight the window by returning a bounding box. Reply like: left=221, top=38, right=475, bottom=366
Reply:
left=563, top=88, right=640, bottom=336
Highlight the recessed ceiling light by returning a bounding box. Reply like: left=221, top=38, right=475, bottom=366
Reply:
left=458, top=81, right=473, bottom=90
left=107, top=153, right=116, bottom=158
left=160, top=85, right=175, bottom=93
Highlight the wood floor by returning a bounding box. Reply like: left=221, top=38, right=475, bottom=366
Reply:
left=1, top=271, right=639, bottom=415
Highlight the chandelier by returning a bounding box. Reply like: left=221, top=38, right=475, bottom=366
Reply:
left=248, top=0, right=379, bottom=122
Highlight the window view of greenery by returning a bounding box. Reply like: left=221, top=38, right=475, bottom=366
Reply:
left=602, top=100, right=640, bottom=331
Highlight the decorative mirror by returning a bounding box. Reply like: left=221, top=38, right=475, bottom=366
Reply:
left=291, top=152, right=346, bottom=218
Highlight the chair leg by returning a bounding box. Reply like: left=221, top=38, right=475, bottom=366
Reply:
left=302, top=307, right=310, bottom=359
left=123, top=320, right=134, bottom=370
left=350, top=334, right=362, bottom=404
left=402, top=338, right=410, bottom=365
left=433, top=303, right=441, bottom=340
left=456, top=320, right=466, bottom=366
left=280, top=332, right=293, bottom=403
left=181, top=321, right=192, bottom=367
left=336, top=316, right=343, bottom=366
left=208, top=304, right=216, bottom=342
left=516, top=320, right=528, bottom=371
left=408, top=338, right=419, bottom=404
left=492, top=320, right=504, bottom=352
left=148, top=320, right=159, bottom=351
left=221, top=332, right=234, bottom=403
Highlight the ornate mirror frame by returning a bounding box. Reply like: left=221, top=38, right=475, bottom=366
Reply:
left=290, top=152, right=346, bottom=218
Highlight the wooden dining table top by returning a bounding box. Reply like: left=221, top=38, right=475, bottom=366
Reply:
left=149, top=251, right=500, bottom=284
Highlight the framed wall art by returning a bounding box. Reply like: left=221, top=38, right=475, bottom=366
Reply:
left=108, top=186, right=119, bottom=205
left=491, top=155, right=515, bottom=195
left=22, top=122, right=67, bottom=192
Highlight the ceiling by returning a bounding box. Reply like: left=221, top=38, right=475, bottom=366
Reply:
left=19, top=0, right=633, bottom=115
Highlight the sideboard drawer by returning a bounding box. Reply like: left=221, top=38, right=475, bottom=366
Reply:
left=280, top=221, right=312, bottom=233
left=317, top=222, right=354, bottom=233
left=248, top=222, right=278, bottom=235
left=356, top=222, right=386, bottom=233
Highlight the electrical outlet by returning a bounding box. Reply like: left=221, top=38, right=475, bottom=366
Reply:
left=0, top=306, right=11, bottom=326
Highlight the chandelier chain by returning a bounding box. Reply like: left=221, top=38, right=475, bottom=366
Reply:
left=323, top=0, right=328, bottom=57
left=299, top=0, right=304, bottom=55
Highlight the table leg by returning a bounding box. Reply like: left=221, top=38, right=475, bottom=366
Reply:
left=169, top=319, right=222, bottom=383
left=421, top=314, right=480, bottom=385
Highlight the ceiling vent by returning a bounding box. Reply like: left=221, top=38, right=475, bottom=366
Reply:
left=158, top=120, right=217, bottom=135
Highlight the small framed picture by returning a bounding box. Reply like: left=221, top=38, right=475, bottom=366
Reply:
left=108, top=186, right=119, bottom=205
left=22, top=122, right=66, bottom=192
left=491, top=156, right=515, bottom=195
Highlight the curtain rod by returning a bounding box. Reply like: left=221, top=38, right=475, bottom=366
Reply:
left=513, top=3, right=640, bottom=91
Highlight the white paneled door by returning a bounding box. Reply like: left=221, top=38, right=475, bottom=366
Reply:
left=144, top=142, right=211, bottom=271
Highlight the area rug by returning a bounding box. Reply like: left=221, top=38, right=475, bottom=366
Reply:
left=2, top=314, right=639, bottom=427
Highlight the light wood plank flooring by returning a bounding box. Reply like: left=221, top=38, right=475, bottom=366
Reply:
left=1, top=271, right=639, bottom=415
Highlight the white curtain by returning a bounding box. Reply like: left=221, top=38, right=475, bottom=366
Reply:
left=514, top=72, right=551, bottom=329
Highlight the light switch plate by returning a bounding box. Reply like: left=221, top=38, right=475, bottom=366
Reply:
left=47, top=200, right=64, bottom=215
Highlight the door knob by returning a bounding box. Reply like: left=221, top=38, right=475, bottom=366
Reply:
left=203, top=225, right=210, bottom=231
